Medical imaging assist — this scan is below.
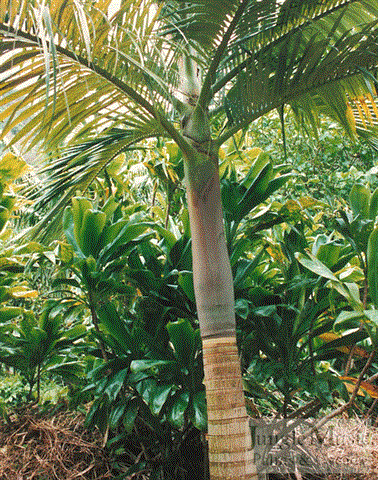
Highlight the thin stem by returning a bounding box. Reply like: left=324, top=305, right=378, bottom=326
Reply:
left=36, top=363, right=41, bottom=402
left=344, top=344, right=356, bottom=376
left=287, top=399, right=321, bottom=419
left=365, top=398, right=378, bottom=419
left=367, top=371, right=378, bottom=382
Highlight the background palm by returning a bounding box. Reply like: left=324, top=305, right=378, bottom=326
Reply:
left=2, top=1, right=378, bottom=478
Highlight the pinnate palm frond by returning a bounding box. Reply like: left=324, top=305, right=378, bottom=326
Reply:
left=161, top=0, right=378, bottom=145
left=24, top=127, right=154, bottom=241
left=0, top=0, right=192, bottom=240
left=0, top=0, right=184, bottom=153
left=230, top=0, right=378, bottom=55
left=2, top=0, right=378, bottom=243
left=161, top=0, right=241, bottom=50
left=214, top=2, right=378, bottom=144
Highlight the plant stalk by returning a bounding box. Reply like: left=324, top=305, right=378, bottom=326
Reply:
left=183, top=138, right=257, bottom=478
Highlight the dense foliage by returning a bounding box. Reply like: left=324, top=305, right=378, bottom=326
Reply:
left=1, top=118, right=378, bottom=478
left=2, top=0, right=378, bottom=476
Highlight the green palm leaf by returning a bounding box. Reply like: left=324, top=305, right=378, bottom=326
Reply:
left=0, top=0, right=186, bottom=150
left=2, top=0, right=378, bottom=240
left=215, top=3, right=378, bottom=143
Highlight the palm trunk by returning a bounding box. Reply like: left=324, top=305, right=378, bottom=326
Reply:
left=183, top=139, right=257, bottom=479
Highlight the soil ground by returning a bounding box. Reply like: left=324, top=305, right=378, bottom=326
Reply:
left=0, top=409, right=377, bottom=480
left=0, top=408, right=113, bottom=479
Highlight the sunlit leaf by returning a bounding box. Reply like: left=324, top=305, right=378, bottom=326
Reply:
left=340, top=376, right=378, bottom=399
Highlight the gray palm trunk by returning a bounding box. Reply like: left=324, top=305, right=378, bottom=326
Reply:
left=182, top=103, right=257, bottom=478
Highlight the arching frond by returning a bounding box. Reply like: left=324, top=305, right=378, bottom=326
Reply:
left=161, top=0, right=241, bottom=51
left=0, top=0, right=185, bottom=153
left=23, top=127, right=158, bottom=241
left=2, top=0, right=378, bottom=241
left=160, top=1, right=378, bottom=145
left=213, top=1, right=378, bottom=144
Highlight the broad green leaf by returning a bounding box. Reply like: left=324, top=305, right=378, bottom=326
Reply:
left=108, top=403, right=126, bottom=430
left=101, top=197, right=119, bottom=220
left=0, top=206, right=10, bottom=231
left=234, top=251, right=264, bottom=290
left=241, top=152, right=270, bottom=189
left=79, top=209, right=107, bottom=257
left=330, top=281, right=362, bottom=309
left=0, top=194, right=16, bottom=211
left=334, top=310, right=364, bottom=330
left=62, top=324, right=87, bottom=340
left=318, top=331, right=369, bottom=357
left=190, top=391, right=207, bottom=431
left=349, top=184, right=370, bottom=218
left=264, top=173, right=292, bottom=198
left=370, top=187, right=378, bottom=220
left=237, top=163, right=273, bottom=219
left=123, top=400, right=139, bottom=434
left=368, top=226, right=378, bottom=308
left=98, top=303, right=139, bottom=356
left=52, top=277, right=82, bottom=289
left=168, top=391, right=190, bottom=428
left=168, top=236, right=192, bottom=270
left=166, top=319, right=195, bottom=367
left=235, top=298, right=249, bottom=320
left=295, top=252, right=338, bottom=281
left=104, top=368, right=128, bottom=402
left=313, top=235, right=342, bottom=269
left=364, top=310, right=378, bottom=327
left=130, top=359, right=174, bottom=373
left=98, top=219, right=127, bottom=250
left=153, top=224, right=178, bottom=249
left=135, top=378, right=157, bottom=405
left=62, top=207, right=85, bottom=258
left=150, top=383, right=173, bottom=416
left=0, top=306, right=24, bottom=321
left=71, top=197, right=93, bottom=244
left=99, top=220, right=150, bottom=263
left=178, top=272, right=195, bottom=303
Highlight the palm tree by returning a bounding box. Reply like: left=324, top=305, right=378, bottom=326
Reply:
left=2, top=1, right=378, bottom=478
